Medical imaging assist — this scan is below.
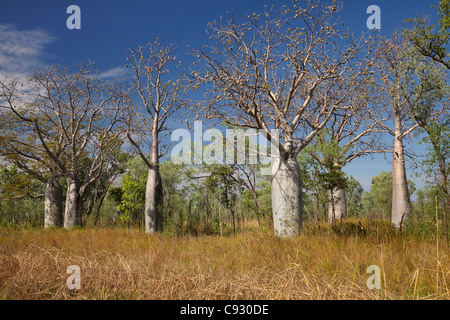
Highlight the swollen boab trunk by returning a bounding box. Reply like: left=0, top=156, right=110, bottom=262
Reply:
left=271, top=153, right=302, bottom=237
left=328, top=187, right=347, bottom=224
left=44, top=179, right=63, bottom=227
left=144, top=165, right=164, bottom=234
left=64, top=175, right=82, bottom=228
left=391, top=134, right=411, bottom=229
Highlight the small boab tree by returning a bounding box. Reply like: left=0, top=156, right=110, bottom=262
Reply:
left=124, top=40, right=187, bottom=234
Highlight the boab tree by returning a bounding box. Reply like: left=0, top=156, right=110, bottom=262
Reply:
left=124, top=41, right=187, bottom=234
left=192, top=1, right=371, bottom=236
left=372, top=33, right=447, bottom=229
left=1, top=64, right=124, bottom=228
left=0, top=75, right=65, bottom=227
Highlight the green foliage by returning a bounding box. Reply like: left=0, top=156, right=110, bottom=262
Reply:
left=118, top=157, right=147, bottom=224
left=362, top=171, right=416, bottom=220
left=159, top=160, right=190, bottom=234
left=241, top=178, right=272, bottom=221
left=108, top=187, right=123, bottom=206
left=0, top=166, right=42, bottom=200
left=345, top=175, right=364, bottom=218
left=362, top=171, right=393, bottom=219
left=399, top=38, right=448, bottom=121
left=410, top=185, right=449, bottom=240
left=301, top=129, right=350, bottom=193
left=298, top=130, right=360, bottom=221
left=417, top=120, right=449, bottom=184
left=0, top=166, right=45, bottom=227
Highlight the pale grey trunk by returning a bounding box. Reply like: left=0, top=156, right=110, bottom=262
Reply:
left=328, top=187, right=347, bottom=224
left=271, top=153, right=302, bottom=237
left=391, top=134, right=411, bottom=229
left=44, top=179, right=63, bottom=227
left=144, top=126, right=163, bottom=234
left=64, top=175, right=82, bottom=228
left=144, top=165, right=163, bottom=234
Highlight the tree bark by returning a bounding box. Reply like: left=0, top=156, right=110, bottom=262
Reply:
left=271, top=152, right=302, bottom=237
left=94, top=175, right=118, bottom=227
left=44, top=179, right=63, bottom=227
left=64, top=175, right=82, bottom=228
left=391, top=133, right=411, bottom=229
left=313, top=186, right=320, bottom=222
left=230, top=201, right=236, bottom=235
left=428, top=130, right=449, bottom=246
left=218, top=200, right=223, bottom=236
left=142, top=115, right=164, bottom=234
left=416, top=121, right=449, bottom=244
left=144, top=165, right=163, bottom=234
left=438, top=157, right=449, bottom=246
left=328, top=187, right=347, bottom=224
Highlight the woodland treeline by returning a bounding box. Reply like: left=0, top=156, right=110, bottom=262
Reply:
left=0, top=1, right=448, bottom=240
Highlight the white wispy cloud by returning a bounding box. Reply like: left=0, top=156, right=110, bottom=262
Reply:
left=0, top=24, right=56, bottom=107
left=97, top=66, right=126, bottom=79
left=0, top=24, right=55, bottom=74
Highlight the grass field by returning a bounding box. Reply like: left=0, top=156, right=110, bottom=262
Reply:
left=0, top=219, right=448, bottom=300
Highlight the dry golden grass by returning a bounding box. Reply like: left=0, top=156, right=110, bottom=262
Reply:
left=0, top=219, right=448, bottom=300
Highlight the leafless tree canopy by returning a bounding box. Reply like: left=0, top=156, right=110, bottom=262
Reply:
left=1, top=64, right=125, bottom=227
left=124, top=41, right=188, bottom=167
left=191, top=0, right=371, bottom=157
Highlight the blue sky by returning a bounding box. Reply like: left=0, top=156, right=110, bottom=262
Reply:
left=0, top=0, right=438, bottom=74
left=0, top=0, right=441, bottom=192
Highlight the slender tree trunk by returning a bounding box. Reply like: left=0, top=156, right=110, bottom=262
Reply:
left=205, top=190, right=211, bottom=228
left=187, top=199, right=192, bottom=230
left=230, top=202, right=236, bottom=235
left=177, top=199, right=183, bottom=233
left=218, top=201, right=223, bottom=236
left=313, top=165, right=320, bottom=222
left=314, top=192, right=320, bottom=222
left=44, top=179, right=63, bottom=227
left=271, top=151, right=302, bottom=237
left=437, top=155, right=449, bottom=246
left=422, top=124, right=449, bottom=245
left=242, top=182, right=272, bottom=228
left=328, top=187, right=347, bottom=224
left=94, top=175, right=117, bottom=227
left=414, top=119, right=449, bottom=245
left=64, top=175, right=82, bottom=228
left=256, top=212, right=261, bottom=228
left=237, top=203, right=241, bottom=230
left=392, top=131, right=411, bottom=229
left=86, top=186, right=98, bottom=218
left=428, top=135, right=449, bottom=246
left=329, top=189, right=336, bottom=225
left=144, top=130, right=163, bottom=234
